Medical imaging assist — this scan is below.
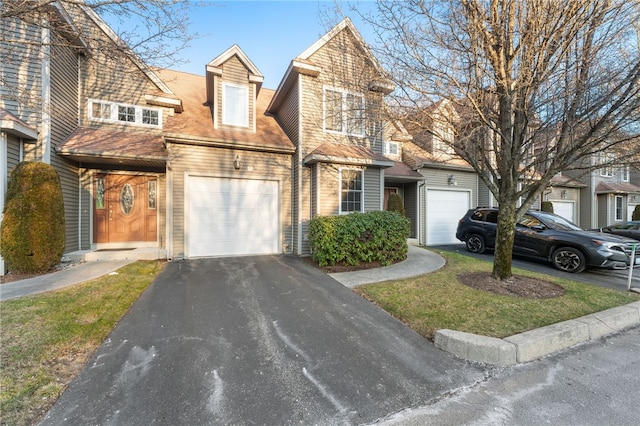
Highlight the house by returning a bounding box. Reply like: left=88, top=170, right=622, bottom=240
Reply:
left=3, top=4, right=448, bottom=273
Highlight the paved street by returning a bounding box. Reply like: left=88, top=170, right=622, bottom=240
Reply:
left=380, top=325, right=640, bottom=425
left=42, top=255, right=490, bottom=425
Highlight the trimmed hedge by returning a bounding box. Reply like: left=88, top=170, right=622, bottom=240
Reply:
left=387, top=193, right=405, bottom=216
left=541, top=201, right=554, bottom=213
left=0, top=162, right=66, bottom=273
left=308, top=211, right=410, bottom=267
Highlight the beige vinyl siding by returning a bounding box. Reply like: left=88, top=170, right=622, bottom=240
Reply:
left=275, top=80, right=300, bottom=145
left=0, top=17, right=43, bottom=124
left=318, top=164, right=340, bottom=216
left=6, top=135, right=22, bottom=175
left=215, top=56, right=256, bottom=131
left=50, top=39, right=81, bottom=252
left=168, top=143, right=292, bottom=259
left=363, top=168, right=382, bottom=211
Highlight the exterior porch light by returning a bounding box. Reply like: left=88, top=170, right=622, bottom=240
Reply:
left=561, top=190, right=568, bottom=199
left=448, top=175, right=457, bottom=186
left=234, top=155, right=242, bottom=170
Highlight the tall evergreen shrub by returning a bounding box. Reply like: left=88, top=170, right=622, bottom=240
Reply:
left=0, top=162, right=66, bottom=273
left=633, top=204, right=640, bottom=221
left=541, top=201, right=554, bottom=213
left=387, top=193, right=405, bottom=216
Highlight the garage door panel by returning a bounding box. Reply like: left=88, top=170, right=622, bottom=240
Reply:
left=551, top=201, right=575, bottom=223
left=186, top=176, right=279, bottom=257
left=426, top=190, right=470, bottom=245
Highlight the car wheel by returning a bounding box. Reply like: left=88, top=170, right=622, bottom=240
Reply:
left=466, top=234, right=486, bottom=254
left=551, top=247, right=586, bottom=273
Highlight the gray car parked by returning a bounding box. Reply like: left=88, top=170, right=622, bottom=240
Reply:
left=456, top=207, right=639, bottom=273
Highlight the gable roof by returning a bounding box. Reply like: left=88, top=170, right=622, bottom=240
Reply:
left=268, top=18, right=393, bottom=113
left=57, top=2, right=174, bottom=96
left=155, top=68, right=294, bottom=153
left=206, top=45, right=264, bottom=88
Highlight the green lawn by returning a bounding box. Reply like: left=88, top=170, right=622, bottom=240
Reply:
left=355, top=249, right=640, bottom=340
left=0, top=260, right=165, bottom=426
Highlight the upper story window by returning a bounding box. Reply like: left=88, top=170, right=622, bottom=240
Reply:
left=324, top=87, right=365, bottom=137
left=339, top=168, right=363, bottom=214
left=599, top=153, right=614, bottom=177
left=621, top=165, right=630, bottom=182
left=385, top=141, right=400, bottom=157
left=89, top=99, right=161, bottom=128
left=433, top=121, right=455, bottom=155
left=222, top=83, right=249, bottom=127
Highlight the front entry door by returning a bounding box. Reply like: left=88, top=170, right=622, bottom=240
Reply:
left=94, top=174, right=157, bottom=243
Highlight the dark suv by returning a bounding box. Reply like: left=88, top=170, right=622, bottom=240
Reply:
left=456, top=207, right=639, bottom=273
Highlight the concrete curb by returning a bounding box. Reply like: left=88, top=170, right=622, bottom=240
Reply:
left=434, top=300, right=640, bottom=365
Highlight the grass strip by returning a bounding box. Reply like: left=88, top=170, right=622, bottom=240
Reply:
left=0, top=260, right=165, bottom=426
left=355, top=250, right=640, bottom=340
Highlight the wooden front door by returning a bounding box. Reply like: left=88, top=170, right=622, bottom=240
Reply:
left=94, top=174, right=158, bottom=243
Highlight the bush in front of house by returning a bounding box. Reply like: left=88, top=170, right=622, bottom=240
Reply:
left=633, top=204, right=640, bottom=221
left=308, top=211, right=410, bottom=267
left=541, top=201, right=554, bottom=213
left=387, top=193, right=405, bottom=216
left=0, top=161, right=66, bottom=273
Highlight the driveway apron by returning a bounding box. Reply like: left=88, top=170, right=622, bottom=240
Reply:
left=42, top=255, right=490, bottom=425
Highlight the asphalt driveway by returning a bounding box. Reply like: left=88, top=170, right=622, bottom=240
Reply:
left=43, top=255, right=490, bottom=425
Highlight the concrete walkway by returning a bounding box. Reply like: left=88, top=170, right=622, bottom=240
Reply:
left=0, top=260, right=135, bottom=301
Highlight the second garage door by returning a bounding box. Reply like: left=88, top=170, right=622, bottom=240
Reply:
left=186, top=176, right=280, bottom=257
left=426, top=189, right=471, bottom=245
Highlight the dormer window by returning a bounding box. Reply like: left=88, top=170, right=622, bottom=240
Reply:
left=323, top=86, right=365, bottom=137
left=222, top=83, right=249, bottom=127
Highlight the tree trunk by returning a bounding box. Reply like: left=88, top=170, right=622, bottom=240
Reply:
left=492, top=201, right=517, bottom=280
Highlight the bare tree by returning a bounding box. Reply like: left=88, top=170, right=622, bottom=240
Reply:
left=359, top=0, right=640, bottom=280
left=1, top=0, right=202, bottom=68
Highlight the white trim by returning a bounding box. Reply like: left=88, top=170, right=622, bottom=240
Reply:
left=338, top=167, right=364, bottom=214
left=322, top=86, right=365, bottom=137
left=615, top=195, right=623, bottom=221
left=166, top=165, right=174, bottom=260
left=87, top=99, right=163, bottom=128
left=221, top=82, right=249, bottom=128
left=297, top=77, right=303, bottom=255
left=0, top=132, right=7, bottom=275
left=41, top=26, right=51, bottom=164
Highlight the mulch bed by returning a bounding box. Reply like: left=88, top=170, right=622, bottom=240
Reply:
left=458, top=272, right=565, bottom=299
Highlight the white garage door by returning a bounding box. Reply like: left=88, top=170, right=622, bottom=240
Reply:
left=186, top=176, right=279, bottom=257
left=426, top=189, right=470, bottom=245
left=552, top=201, right=575, bottom=223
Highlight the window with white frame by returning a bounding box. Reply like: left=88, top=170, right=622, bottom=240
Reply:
left=599, top=153, right=614, bottom=177
left=385, top=141, right=399, bottom=156
left=222, top=83, right=249, bottom=127
left=339, top=168, right=363, bottom=214
left=89, top=100, right=162, bottom=128
left=433, top=121, right=455, bottom=155
left=615, top=195, right=623, bottom=221
left=622, top=165, right=630, bottom=182
left=324, top=87, right=365, bottom=137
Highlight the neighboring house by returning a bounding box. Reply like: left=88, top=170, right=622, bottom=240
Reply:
left=564, top=153, right=640, bottom=229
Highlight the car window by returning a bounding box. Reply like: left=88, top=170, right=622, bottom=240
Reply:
left=535, top=211, right=582, bottom=231
left=470, top=211, right=485, bottom=221
left=518, top=214, right=542, bottom=229
left=485, top=211, right=498, bottom=223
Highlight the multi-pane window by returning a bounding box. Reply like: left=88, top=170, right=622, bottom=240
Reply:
left=118, top=105, right=136, bottom=122
left=324, top=87, right=365, bottom=136
left=222, top=83, right=249, bottom=127
left=88, top=99, right=161, bottom=127
left=142, top=109, right=159, bottom=125
left=622, top=166, right=630, bottom=182
left=340, top=168, right=363, bottom=214
left=91, top=102, right=111, bottom=119
left=385, top=142, right=399, bottom=156
left=600, top=153, right=614, bottom=177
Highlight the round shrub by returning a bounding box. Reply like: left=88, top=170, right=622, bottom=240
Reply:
left=541, top=201, right=554, bottom=213
left=0, top=161, right=66, bottom=273
left=308, top=211, right=410, bottom=267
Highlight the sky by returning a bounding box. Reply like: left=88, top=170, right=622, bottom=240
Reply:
left=140, top=1, right=378, bottom=89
